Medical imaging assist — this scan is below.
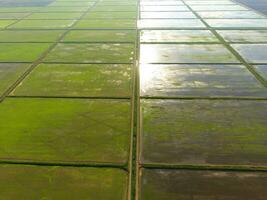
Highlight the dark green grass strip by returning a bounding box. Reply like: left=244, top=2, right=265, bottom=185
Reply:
left=0, top=41, right=136, bottom=44
left=142, top=163, right=267, bottom=172
left=0, top=159, right=128, bottom=171
left=8, top=95, right=131, bottom=100
left=129, top=2, right=140, bottom=200
left=141, top=96, right=267, bottom=100
left=3, top=27, right=267, bottom=31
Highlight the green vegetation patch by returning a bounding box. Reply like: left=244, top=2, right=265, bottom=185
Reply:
left=49, top=1, right=95, bottom=6
left=63, top=30, right=136, bottom=42
left=91, top=5, right=137, bottom=12
left=0, top=30, right=64, bottom=42
left=0, top=7, right=41, bottom=12
left=0, top=19, right=16, bottom=28
left=39, top=6, right=89, bottom=12
left=0, top=98, right=131, bottom=164
left=9, top=19, right=76, bottom=29
left=139, top=64, right=267, bottom=98
left=0, top=43, right=50, bottom=62
left=83, top=12, right=137, bottom=19
left=26, top=12, right=83, bottom=20
left=140, top=168, right=267, bottom=200
left=141, top=99, right=267, bottom=166
left=0, top=13, right=29, bottom=19
left=0, top=165, right=128, bottom=200
left=12, top=64, right=132, bottom=98
left=44, top=43, right=135, bottom=63
left=74, top=19, right=136, bottom=29
left=97, top=2, right=137, bottom=6
left=0, top=63, right=30, bottom=96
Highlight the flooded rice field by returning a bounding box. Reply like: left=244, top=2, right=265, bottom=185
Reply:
left=0, top=0, right=267, bottom=199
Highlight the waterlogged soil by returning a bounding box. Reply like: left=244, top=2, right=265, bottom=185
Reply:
left=140, top=30, right=219, bottom=43
left=140, top=64, right=267, bottom=98
left=232, top=44, right=267, bottom=64
left=254, top=65, right=267, bottom=80
left=140, top=169, right=267, bottom=200
left=140, top=44, right=239, bottom=63
left=141, top=99, right=267, bottom=166
left=1, top=0, right=267, bottom=198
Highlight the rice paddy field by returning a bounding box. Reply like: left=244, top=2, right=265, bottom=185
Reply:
left=0, top=0, right=267, bottom=199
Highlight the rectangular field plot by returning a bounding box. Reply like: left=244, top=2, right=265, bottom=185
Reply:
left=218, top=30, right=267, bottom=43
left=138, top=19, right=205, bottom=28
left=141, top=99, right=267, bottom=166
left=197, top=11, right=266, bottom=18
left=140, top=30, right=218, bottom=43
left=140, top=11, right=196, bottom=19
left=91, top=5, right=137, bottom=12
left=140, top=64, right=267, bottom=98
left=63, top=30, right=136, bottom=42
left=44, top=43, right=135, bottom=63
left=140, top=5, right=189, bottom=11
left=25, top=12, right=83, bottom=19
left=189, top=5, right=248, bottom=11
left=8, top=20, right=76, bottom=29
left=140, top=44, right=239, bottom=64
left=0, top=165, right=128, bottom=200
left=12, top=64, right=133, bottom=98
left=83, top=12, right=137, bottom=19
left=0, top=7, right=41, bottom=12
left=254, top=65, right=267, bottom=80
left=0, top=19, right=16, bottom=28
left=0, top=98, right=131, bottom=165
left=74, top=19, right=136, bottom=29
left=232, top=44, right=267, bottom=64
left=39, top=7, right=89, bottom=12
left=0, top=30, right=64, bottom=42
left=0, top=13, right=30, bottom=19
left=0, top=63, right=30, bottom=96
left=140, top=169, right=267, bottom=200
left=185, top=0, right=235, bottom=5
left=0, top=43, right=50, bottom=62
left=205, top=19, right=267, bottom=28
left=140, top=1, right=185, bottom=6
